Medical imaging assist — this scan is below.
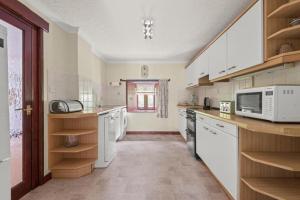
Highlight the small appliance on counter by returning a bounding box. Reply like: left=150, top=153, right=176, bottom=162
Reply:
left=235, top=85, right=300, bottom=122
left=220, top=101, right=235, bottom=114
left=49, top=100, right=84, bottom=113
left=203, top=97, right=211, bottom=110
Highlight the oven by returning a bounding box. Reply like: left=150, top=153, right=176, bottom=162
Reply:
left=186, top=109, right=198, bottom=158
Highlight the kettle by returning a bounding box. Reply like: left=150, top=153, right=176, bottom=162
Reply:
left=203, top=97, right=211, bottom=110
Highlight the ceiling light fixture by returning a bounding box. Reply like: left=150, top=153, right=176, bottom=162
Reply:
left=143, top=18, right=154, bottom=40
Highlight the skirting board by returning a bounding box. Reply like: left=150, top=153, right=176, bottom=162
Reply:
left=42, top=172, right=52, bottom=184
left=126, top=131, right=180, bottom=135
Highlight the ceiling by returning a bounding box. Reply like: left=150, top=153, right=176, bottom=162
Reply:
left=23, top=0, right=251, bottom=63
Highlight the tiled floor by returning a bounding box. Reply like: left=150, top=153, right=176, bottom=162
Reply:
left=21, top=134, right=229, bottom=200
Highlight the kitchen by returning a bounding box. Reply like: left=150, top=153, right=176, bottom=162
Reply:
left=1, top=0, right=300, bottom=200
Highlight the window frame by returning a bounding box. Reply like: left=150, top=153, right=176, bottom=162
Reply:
left=126, top=80, right=158, bottom=113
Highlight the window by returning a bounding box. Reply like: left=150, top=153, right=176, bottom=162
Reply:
left=127, top=81, right=158, bottom=112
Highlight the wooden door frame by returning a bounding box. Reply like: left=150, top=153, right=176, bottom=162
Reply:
left=0, top=1, right=49, bottom=199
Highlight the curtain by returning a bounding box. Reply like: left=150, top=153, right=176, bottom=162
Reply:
left=157, top=79, right=169, bottom=118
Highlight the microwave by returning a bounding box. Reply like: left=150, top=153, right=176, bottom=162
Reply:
left=235, top=85, right=300, bottom=122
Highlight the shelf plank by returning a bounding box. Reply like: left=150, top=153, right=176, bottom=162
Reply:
left=242, top=152, right=300, bottom=171
left=50, top=144, right=97, bottom=153
left=48, top=112, right=97, bottom=119
left=268, top=25, right=300, bottom=40
left=242, top=178, right=300, bottom=200
left=268, top=0, right=300, bottom=18
left=51, top=158, right=96, bottom=170
left=268, top=50, right=300, bottom=61
left=51, top=129, right=97, bottom=136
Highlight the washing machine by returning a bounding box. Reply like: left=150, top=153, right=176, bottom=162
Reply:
left=119, top=107, right=128, bottom=140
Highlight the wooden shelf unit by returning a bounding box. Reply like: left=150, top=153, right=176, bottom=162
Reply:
left=48, top=114, right=98, bottom=178
left=50, top=144, right=97, bottom=153
left=268, top=25, right=300, bottom=40
left=242, top=152, right=300, bottom=171
left=239, top=128, right=300, bottom=200
left=51, top=129, right=97, bottom=136
left=265, top=0, right=300, bottom=60
left=242, top=178, right=300, bottom=200
left=268, top=0, right=300, bottom=18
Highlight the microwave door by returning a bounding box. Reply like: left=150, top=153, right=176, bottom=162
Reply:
left=237, top=92, right=263, bottom=114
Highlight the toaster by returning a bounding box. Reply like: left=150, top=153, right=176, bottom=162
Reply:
left=49, top=100, right=84, bottom=113
left=220, top=101, right=235, bottom=114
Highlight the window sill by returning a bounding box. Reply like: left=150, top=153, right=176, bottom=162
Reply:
left=128, top=109, right=156, bottom=113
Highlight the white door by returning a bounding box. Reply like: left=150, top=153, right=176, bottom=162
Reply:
left=227, top=0, right=263, bottom=74
left=209, top=33, right=227, bottom=80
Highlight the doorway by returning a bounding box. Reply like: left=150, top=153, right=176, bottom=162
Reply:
left=0, top=4, right=45, bottom=199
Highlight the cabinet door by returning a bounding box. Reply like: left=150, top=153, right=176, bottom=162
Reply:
left=208, top=126, right=238, bottom=199
left=209, top=33, right=227, bottom=80
left=227, top=0, right=263, bottom=74
left=196, top=121, right=210, bottom=160
left=185, top=65, right=192, bottom=87
left=197, top=51, right=209, bottom=79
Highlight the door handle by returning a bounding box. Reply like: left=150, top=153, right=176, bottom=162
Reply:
left=219, top=70, right=226, bottom=74
left=210, top=130, right=217, bottom=135
left=15, top=105, right=32, bottom=116
left=228, top=66, right=237, bottom=71
left=216, top=124, right=224, bottom=128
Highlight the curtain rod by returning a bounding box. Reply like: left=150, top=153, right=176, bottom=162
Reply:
left=120, top=79, right=170, bottom=82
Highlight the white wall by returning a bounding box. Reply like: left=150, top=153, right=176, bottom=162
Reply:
left=78, top=36, right=106, bottom=107
left=194, top=63, right=300, bottom=108
left=105, top=63, right=190, bottom=131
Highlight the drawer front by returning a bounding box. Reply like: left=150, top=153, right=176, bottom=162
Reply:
left=206, top=117, right=237, bottom=137
left=196, top=113, right=210, bottom=124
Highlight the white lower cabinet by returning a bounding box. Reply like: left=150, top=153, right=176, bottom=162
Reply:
left=196, top=114, right=238, bottom=199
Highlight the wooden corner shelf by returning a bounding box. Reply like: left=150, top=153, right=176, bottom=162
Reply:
left=242, top=152, right=300, bottom=171
left=242, top=178, right=300, bottom=200
left=268, top=25, right=300, bottom=40
left=51, top=158, right=96, bottom=170
left=48, top=113, right=98, bottom=178
left=50, top=144, right=97, bottom=153
left=51, top=129, right=97, bottom=136
left=268, top=0, right=300, bottom=18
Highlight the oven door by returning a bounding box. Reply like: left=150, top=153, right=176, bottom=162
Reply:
left=186, top=117, right=196, bottom=133
left=236, top=91, right=263, bottom=118
left=186, top=128, right=196, bottom=156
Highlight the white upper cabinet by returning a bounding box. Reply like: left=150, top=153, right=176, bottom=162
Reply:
left=208, top=33, right=227, bottom=80
left=227, top=0, right=263, bottom=74
left=185, top=64, right=193, bottom=87
left=196, top=51, right=209, bottom=78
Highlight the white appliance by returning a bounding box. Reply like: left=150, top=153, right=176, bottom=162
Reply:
left=95, top=111, right=118, bottom=168
left=0, top=25, right=11, bottom=200
left=235, top=85, right=300, bottom=122
left=114, top=109, right=121, bottom=141
left=119, top=107, right=127, bottom=140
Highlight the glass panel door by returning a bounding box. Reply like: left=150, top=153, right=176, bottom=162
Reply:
left=0, top=19, right=24, bottom=188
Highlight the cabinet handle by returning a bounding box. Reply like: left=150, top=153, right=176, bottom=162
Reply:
left=200, top=72, right=205, bottom=75
left=203, top=126, right=209, bottom=131
left=218, top=70, right=226, bottom=74
left=210, top=130, right=217, bottom=135
left=216, top=124, right=224, bottom=128
left=228, top=66, right=237, bottom=71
